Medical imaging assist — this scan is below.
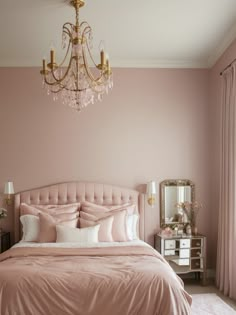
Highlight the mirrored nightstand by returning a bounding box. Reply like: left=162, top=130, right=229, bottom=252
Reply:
left=154, top=233, right=207, bottom=285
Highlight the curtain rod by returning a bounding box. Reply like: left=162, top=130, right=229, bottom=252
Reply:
left=220, top=58, right=236, bottom=75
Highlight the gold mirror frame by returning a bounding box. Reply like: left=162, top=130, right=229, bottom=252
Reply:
left=160, top=179, right=195, bottom=227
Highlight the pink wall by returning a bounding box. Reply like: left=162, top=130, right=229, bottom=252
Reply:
left=0, top=68, right=211, bottom=260
left=208, top=39, right=236, bottom=267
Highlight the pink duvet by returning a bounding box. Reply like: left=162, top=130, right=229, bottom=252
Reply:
left=0, top=245, right=192, bottom=315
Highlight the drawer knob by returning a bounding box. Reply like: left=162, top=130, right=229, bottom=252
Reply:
left=196, top=243, right=200, bottom=246
left=197, top=251, right=201, bottom=256
left=196, top=262, right=200, bottom=266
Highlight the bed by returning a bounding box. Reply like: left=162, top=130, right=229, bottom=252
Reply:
left=0, top=182, right=192, bottom=315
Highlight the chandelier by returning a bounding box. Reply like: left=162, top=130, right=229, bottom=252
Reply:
left=40, top=0, right=113, bottom=111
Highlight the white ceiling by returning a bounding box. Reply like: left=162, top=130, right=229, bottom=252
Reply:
left=0, top=0, right=236, bottom=68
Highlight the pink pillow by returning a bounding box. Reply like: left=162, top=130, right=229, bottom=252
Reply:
left=80, top=212, right=98, bottom=220
left=38, top=203, right=80, bottom=209
left=110, top=210, right=127, bottom=241
left=80, top=216, right=113, bottom=242
left=80, top=210, right=127, bottom=242
left=81, top=203, right=136, bottom=216
left=81, top=201, right=111, bottom=212
left=80, top=203, right=137, bottom=241
left=38, top=212, right=79, bottom=243
left=20, top=204, right=40, bottom=216
left=53, top=211, right=80, bottom=221
left=20, top=203, right=80, bottom=217
left=37, top=203, right=80, bottom=215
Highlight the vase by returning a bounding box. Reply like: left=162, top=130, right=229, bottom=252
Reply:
left=192, top=226, right=198, bottom=235
left=186, top=224, right=192, bottom=235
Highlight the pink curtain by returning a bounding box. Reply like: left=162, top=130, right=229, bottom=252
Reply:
left=216, top=63, right=236, bottom=300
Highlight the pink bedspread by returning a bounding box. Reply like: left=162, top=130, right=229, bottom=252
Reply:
left=0, top=245, right=192, bottom=315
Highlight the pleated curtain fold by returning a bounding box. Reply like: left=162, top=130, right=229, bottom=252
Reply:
left=216, top=62, right=236, bottom=300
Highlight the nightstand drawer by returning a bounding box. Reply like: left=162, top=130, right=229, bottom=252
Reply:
left=165, top=240, right=176, bottom=249
left=179, top=239, right=190, bottom=248
left=191, top=259, right=203, bottom=270
left=191, top=239, right=202, bottom=248
left=191, top=248, right=202, bottom=258
left=179, top=249, right=190, bottom=258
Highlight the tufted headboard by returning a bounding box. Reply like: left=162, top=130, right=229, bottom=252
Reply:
left=14, top=182, right=145, bottom=243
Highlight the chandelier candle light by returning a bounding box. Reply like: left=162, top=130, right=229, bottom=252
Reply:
left=40, top=0, right=113, bottom=111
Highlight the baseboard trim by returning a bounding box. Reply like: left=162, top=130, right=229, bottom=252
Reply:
left=207, top=268, right=216, bottom=279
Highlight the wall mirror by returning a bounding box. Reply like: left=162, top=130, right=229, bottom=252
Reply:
left=160, top=179, right=195, bottom=226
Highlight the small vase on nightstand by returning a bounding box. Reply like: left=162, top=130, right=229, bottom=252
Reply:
left=192, top=226, right=198, bottom=235
left=186, top=224, right=192, bottom=235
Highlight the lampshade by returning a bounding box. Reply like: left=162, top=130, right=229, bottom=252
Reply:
left=146, top=180, right=157, bottom=207
left=146, top=181, right=157, bottom=195
left=4, top=181, right=14, bottom=195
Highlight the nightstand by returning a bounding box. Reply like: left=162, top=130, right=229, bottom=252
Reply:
left=0, top=231, right=11, bottom=253
left=154, top=233, right=207, bottom=285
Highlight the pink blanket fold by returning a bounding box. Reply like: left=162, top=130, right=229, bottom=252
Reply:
left=0, top=245, right=192, bottom=315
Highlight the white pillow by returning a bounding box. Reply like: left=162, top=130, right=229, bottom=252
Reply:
left=56, top=224, right=100, bottom=243
left=20, top=215, right=40, bottom=242
left=127, top=214, right=139, bottom=241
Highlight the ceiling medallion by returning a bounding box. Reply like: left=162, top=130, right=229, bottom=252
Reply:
left=40, top=0, right=113, bottom=111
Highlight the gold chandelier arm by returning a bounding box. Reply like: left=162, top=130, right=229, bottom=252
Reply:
left=63, top=23, right=74, bottom=38
left=80, top=21, right=90, bottom=31
left=51, top=52, right=74, bottom=84
left=85, top=38, right=102, bottom=71
left=81, top=25, right=108, bottom=79
left=58, top=38, right=72, bottom=68
left=63, top=22, right=74, bottom=29
left=43, top=75, right=60, bottom=87
left=80, top=25, right=105, bottom=75
left=82, top=46, right=104, bottom=84
left=82, top=38, right=109, bottom=84
left=42, top=50, right=74, bottom=87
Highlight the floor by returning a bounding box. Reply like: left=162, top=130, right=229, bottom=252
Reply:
left=184, top=279, right=236, bottom=311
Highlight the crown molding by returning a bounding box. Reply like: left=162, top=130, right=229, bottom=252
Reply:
left=1, top=24, right=236, bottom=69
left=207, top=22, right=236, bottom=68
left=0, top=59, right=209, bottom=68
left=111, top=59, right=209, bottom=69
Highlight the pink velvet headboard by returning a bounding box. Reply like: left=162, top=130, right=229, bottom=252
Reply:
left=14, top=182, right=145, bottom=243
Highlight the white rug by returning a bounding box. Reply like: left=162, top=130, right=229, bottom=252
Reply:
left=191, top=293, right=236, bottom=315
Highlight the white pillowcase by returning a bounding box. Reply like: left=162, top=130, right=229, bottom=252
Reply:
left=56, top=224, right=100, bottom=243
left=20, top=215, right=40, bottom=242
left=126, top=214, right=139, bottom=241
